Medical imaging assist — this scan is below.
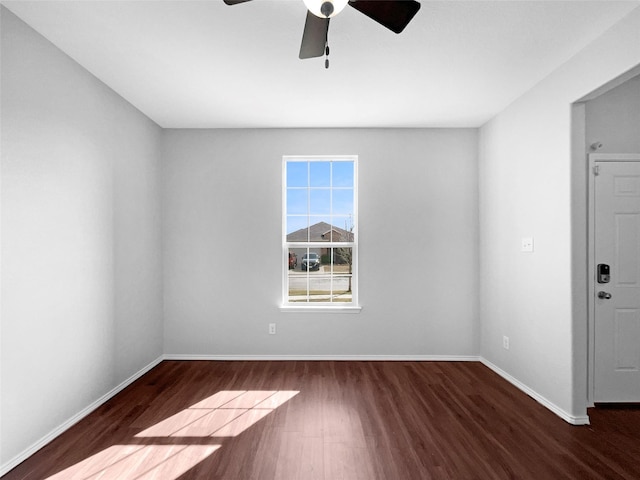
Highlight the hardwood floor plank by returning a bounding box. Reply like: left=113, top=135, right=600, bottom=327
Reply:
left=4, top=361, right=640, bottom=480
left=271, top=431, right=304, bottom=480
left=323, top=442, right=376, bottom=480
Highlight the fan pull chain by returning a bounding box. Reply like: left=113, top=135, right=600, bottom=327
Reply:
left=325, top=43, right=330, bottom=69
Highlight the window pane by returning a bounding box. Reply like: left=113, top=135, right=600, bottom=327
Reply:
left=288, top=247, right=307, bottom=302
left=286, top=216, right=308, bottom=239
left=330, top=246, right=353, bottom=302
left=301, top=249, right=322, bottom=272
left=329, top=275, right=352, bottom=302
left=332, top=189, right=354, bottom=216
left=332, top=161, right=354, bottom=188
left=308, top=276, right=332, bottom=302
left=287, top=248, right=300, bottom=271
left=310, top=162, right=330, bottom=187
left=287, top=162, right=308, bottom=187
left=287, top=188, right=307, bottom=215
left=331, top=247, right=353, bottom=271
left=309, top=189, right=330, bottom=215
left=289, top=247, right=306, bottom=270
left=288, top=273, right=307, bottom=302
left=330, top=217, right=354, bottom=241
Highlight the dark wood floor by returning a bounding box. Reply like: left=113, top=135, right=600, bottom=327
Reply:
left=4, top=361, right=640, bottom=479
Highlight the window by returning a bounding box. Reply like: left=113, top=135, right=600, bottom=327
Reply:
left=282, top=156, right=359, bottom=311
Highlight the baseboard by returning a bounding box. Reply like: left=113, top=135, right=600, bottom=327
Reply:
left=163, top=354, right=482, bottom=362
left=480, top=357, right=590, bottom=426
left=0, top=355, right=164, bottom=477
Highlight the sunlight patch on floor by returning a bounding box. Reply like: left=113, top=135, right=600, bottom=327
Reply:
left=136, top=390, right=299, bottom=438
left=46, top=444, right=220, bottom=480
left=45, top=391, right=299, bottom=479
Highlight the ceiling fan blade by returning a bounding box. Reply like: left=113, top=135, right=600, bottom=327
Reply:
left=223, top=0, right=253, bottom=5
left=348, top=0, right=420, bottom=34
left=299, top=11, right=329, bottom=59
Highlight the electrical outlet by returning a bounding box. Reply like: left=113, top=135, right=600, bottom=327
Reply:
left=503, top=335, right=510, bottom=350
left=269, top=323, right=276, bottom=335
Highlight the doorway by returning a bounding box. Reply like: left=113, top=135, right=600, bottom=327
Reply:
left=588, top=154, right=640, bottom=403
left=574, top=67, right=640, bottom=408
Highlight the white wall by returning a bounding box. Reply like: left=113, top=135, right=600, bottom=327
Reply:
left=586, top=74, right=640, bottom=153
left=479, top=8, right=640, bottom=422
left=162, top=129, right=479, bottom=357
left=1, top=7, right=163, bottom=467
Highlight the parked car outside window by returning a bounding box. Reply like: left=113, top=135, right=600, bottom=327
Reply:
left=301, top=253, right=320, bottom=271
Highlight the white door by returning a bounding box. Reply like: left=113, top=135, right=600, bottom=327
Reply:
left=594, top=160, right=640, bottom=402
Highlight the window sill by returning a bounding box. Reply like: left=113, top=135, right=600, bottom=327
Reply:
left=280, top=305, right=362, bottom=314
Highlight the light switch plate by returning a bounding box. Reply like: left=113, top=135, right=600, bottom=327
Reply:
left=521, top=237, right=534, bottom=253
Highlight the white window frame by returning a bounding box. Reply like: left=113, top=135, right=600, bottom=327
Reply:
left=281, top=155, right=361, bottom=313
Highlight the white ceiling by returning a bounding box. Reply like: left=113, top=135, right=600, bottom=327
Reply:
left=3, top=0, right=639, bottom=128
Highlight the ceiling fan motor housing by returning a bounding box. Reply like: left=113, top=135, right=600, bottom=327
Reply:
left=320, top=1, right=334, bottom=17
left=303, top=0, right=348, bottom=18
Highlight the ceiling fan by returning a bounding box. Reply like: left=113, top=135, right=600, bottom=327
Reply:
left=223, top=0, right=421, bottom=66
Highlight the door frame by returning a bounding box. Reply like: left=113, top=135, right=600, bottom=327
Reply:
left=587, top=153, right=640, bottom=405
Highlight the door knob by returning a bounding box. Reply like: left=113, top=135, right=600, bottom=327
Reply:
left=597, top=291, right=612, bottom=299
